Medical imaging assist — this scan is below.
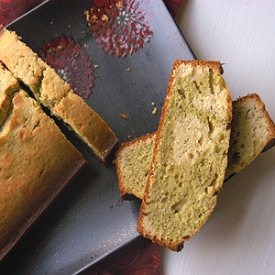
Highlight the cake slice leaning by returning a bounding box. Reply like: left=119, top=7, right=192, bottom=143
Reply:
left=225, top=94, right=275, bottom=178
left=116, top=93, right=275, bottom=200
left=138, top=60, right=232, bottom=251
left=0, top=28, right=118, bottom=161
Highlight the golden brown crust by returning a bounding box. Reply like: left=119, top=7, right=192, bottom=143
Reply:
left=54, top=92, right=118, bottom=161
left=0, top=28, right=118, bottom=161
left=115, top=132, right=156, bottom=199
left=0, top=91, right=85, bottom=260
left=138, top=60, right=232, bottom=251
left=0, top=161, right=85, bottom=261
left=0, top=29, right=45, bottom=93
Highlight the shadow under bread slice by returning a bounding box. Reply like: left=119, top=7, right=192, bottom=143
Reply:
left=115, top=93, right=275, bottom=200
left=0, top=28, right=118, bottom=161
left=0, top=87, right=85, bottom=261
left=138, top=60, right=232, bottom=251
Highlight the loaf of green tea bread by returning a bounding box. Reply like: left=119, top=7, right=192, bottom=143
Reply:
left=0, top=28, right=118, bottom=161
left=0, top=68, right=85, bottom=260
left=137, top=60, right=232, bottom=251
left=116, top=93, right=275, bottom=199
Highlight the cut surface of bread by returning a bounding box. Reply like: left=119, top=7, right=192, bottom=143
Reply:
left=226, top=93, right=275, bottom=178
left=0, top=28, right=118, bottom=161
left=116, top=94, right=275, bottom=199
left=116, top=133, right=156, bottom=199
left=137, top=60, right=232, bottom=251
left=0, top=89, right=85, bottom=260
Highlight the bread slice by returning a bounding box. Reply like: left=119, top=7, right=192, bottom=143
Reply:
left=137, top=60, right=232, bottom=251
left=0, top=28, right=118, bottom=161
left=116, top=94, right=275, bottom=199
left=0, top=89, right=85, bottom=260
left=116, top=133, right=156, bottom=199
left=225, top=93, right=275, bottom=178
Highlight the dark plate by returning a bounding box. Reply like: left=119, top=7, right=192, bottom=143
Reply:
left=0, top=0, right=193, bottom=274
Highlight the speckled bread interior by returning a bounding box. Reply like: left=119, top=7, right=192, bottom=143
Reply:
left=225, top=93, right=275, bottom=178
left=115, top=94, right=275, bottom=200
left=137, top=60, right=232, bottom=251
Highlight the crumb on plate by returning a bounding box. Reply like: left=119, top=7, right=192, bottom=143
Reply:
left=152, top=107, right=158, bottom=115
left=119, top=113, right=128, bottom=120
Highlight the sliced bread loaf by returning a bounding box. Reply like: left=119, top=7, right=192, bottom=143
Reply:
left=0, top=89, right=84, bottom=260
left=137, top=60, right=232, bottom=251
left=116, top=94, right=275, bottom=200
left=0, top=28, right=118, bottom=161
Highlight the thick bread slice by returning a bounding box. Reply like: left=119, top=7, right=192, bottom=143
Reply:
left=225, top=93, right=275, bottom=178
left=116, top=94, right=275, bottom=199
left=137, top=60, right=232, bottom=251
left=0, top=29, right=118, bottom=161
left=0, top=90, right=85, bottom=260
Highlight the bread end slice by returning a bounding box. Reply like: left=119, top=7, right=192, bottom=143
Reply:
left=226, top=93, right=275, bottom=179
left=116, top=133, right=156, bottom=199
left=138, top=60, right=232, bottom=251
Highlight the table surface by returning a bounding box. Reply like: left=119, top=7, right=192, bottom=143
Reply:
left=162, top=1, right=275, bottom=274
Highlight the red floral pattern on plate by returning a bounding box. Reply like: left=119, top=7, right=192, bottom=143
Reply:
left=84, top=0, right=153, bottom=58
left=39, top=35, right=95, bottom=99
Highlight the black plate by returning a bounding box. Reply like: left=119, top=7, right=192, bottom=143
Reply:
left=0, top=0, right=193, bottom=274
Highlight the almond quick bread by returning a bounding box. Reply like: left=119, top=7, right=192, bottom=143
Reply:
left=0, top=28, right=118, bottom=161
left=116, top=94, right=275, bottom=200
left=0, top=88, right=85, bottom=260
left=225, top=93, right=275, bottom=178
left=137, top=60, right=232, bottom=251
